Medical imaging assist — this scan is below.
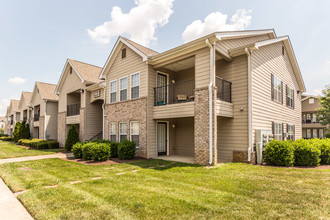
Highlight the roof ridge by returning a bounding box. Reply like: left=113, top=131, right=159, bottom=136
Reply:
left=121, top=37, right=159, bottom=54
left=68, top=59, right=102, bottom=69
left=36, top=81, right=57, bottom=86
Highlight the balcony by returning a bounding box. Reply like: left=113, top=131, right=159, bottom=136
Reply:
left=216, top=77, right=232, bottom=103
left=154, top=79, right=195, bottom=106
left=67, top=103, right=81, bottom=117
left=34, top=114, right=40, bottom=122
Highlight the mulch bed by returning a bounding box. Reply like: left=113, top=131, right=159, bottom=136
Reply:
left=61, top=157, right=147, bottom=165
left=258, top=164, right=330, bottom=170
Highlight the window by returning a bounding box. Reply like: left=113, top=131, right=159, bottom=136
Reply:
left=120, top=77, right=128, bottom=101
left=306, top=129, right=311, bottom=139
left=313, top=129, right=318, bottom=138
left=286, top=85, right=294, bottom=108
left=109, top=122, right=116, bottom=142
left=131, top=72, right=140, bottom=99
left=130, top=121, right=139, bottom=147
left=119, top=122, right=127, bottom=142
left=271, top=74, right=282, bottom=103
left=312, top=113, right=317, bottom=123
left=122, top=48, right=126, bottom=59
left=309, top=98, right=314, bottom=104
left=110, top=80, right=117, bottom=103
left=94, top=89, right=100, bottom=98
left=319, top=129, right=324, bottom=138
left=287, top=124, right=294, bottom=140
left=273, top=122, right=283, bottom=140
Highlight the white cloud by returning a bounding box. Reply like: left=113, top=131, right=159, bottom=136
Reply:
left=87, top=0, right=174, bottom=46
left=8, top=77, right=27, bottom=85
left=182, top=9, right=252, bottom=43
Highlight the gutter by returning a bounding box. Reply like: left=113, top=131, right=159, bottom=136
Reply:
left=100, top=79, right=107, bottom=140
left=206, top=39, right=215, bottom=165
left=44, top=99, right=47, bottom=140
left=245, top=48, right=252, bottom=162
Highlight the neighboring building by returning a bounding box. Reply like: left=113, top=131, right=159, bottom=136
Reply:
left=301, top=95, right=329, bottom=138
left=100, top=30, right=305, bottom=165
left=55, top=59, right=103, bottom=147
left=6, top=100, right=20, bottom=136
left=18, top=91, right=33, bottom=135
left=0, top=116, right=6, bottom=134
left=30, top=82, right=58, bottom=140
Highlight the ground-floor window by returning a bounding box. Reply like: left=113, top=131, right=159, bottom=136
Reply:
left=119, top=122, right=127, bottom=142
left=130, top=121, right=139, bottom=148
left=274, top=122, right=282, bottom=140
left=109, top=122, right=116, bottom=142
left=319, top=129, right=324, bottom=138
left=306, top=129, right=312, bottom=139
left=313, top=129, right=318, bottom=138
left=287, top=124, right=294, bottom=140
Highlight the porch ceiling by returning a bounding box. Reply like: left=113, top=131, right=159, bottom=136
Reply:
left=163, top=56, right=194, bottom=72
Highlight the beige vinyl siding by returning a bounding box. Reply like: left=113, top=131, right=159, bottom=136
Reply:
left=85, top=91, right=103, bottom=140
left=302, top=98, right=321, bottom=112
left=153, top=102, right=194, bottom=119
left=251, top=41, right=302, bottom=144
left=45, top=101, right=58, bottom=140
left=31, top=91, right=45, bottom=117
left=58, top=66, right=84, bottom=112
left=195, top=48, right=210, bottom=88
left=216, top=55, right=248, bottom=162
left=105, top=44, right=147, bottom=104
left=147, top=64, right=157, bottom=158
left=172, top=117, right=194, bottom=156
left=216, top=100, right=233, bottom=117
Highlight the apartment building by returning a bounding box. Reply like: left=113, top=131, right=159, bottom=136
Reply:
left=6, top=100, right=20, bottom=136
left=301, top=95, right=329, bottom=138
left=0, top=116, right=6, bottom=134
left=30, top=82, right=58, bottom=140
left=18, top=91, right=33, bottom=134
left=55, top=59, right=103, bottom=147
left=100, top=30, right=305, bottom=165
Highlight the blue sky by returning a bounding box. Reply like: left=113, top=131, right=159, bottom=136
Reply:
left=0, top=0, right=329, bottom=115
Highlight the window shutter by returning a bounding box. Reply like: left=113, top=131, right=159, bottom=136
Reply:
left=281, top=81, right=283, bottom=105
left=293, top=125, right=295, bottom=140
left=285, top=85, right=288, bottom=106
left=282, top=123, right=284, bottom=140
left=271, top=74, right=274, bottom=100
left=292, top=90, right=295, bottom=109
left=272, top=121, right=274, bottom=135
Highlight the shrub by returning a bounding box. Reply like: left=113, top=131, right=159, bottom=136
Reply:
left=35, top=141, right=49, bottom=149
left=65, top=125, right=80, bottom=151
left=13, top=122, right=30, bottom=142
left=0, top=136, right=14, bottom=142
left=316, top=139, right=330, bottom=165
left=292, top=139, right=321, bottom=166
left=325, top=133, right=330, bottom=139
left=72, top=142, right=85, bottom=158
left=109, top=142, right=118, bottom=158
left=118, top=140, right=136, bottom=160
left=91, top=143, right=111, bottom=161
left=264, top=140, right=294, bottom=167
left=82, top=143, right=95, bottom=160
left=47, top=141, right=59, bottom=149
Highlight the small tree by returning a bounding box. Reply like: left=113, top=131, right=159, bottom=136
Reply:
left=65, top=125, right=80, bottom=151
left=0, top=128, right=4, bottom=135
left=13, top=122, right=22, bottom=142
left=317, top=85, right=330, bottom=126
left=13, top=121, right=30, bottom=142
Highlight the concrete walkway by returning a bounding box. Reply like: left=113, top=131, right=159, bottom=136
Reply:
left=0, top=152, right=74, bottom=164
left=0, top=178, right=33, bottom=220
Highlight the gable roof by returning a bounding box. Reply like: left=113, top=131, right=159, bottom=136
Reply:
left=18, top=91, right=32, bottom=109
left=99, top=36, right=159, bottom=79
left=301, top=95, right=319, bottom=102
left=9, top=100, right=19, bottom=113
left=55, top=59, right=102, bottom=94
left=33, top=82, right=58, bottom=102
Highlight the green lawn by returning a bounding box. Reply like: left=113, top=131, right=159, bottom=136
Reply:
left=0, top=141, right=63, bottom=159
left=0, top=159, right=329, bottom=219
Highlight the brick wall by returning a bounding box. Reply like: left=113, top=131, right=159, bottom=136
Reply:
left=57, top=112, right=66, bottom=147
left=104, top=97, right=147, bottom=158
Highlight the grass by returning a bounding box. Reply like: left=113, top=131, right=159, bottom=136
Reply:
left=0, top=159, right=329, bottom=219
left=0, top=141, right=63, bottom=159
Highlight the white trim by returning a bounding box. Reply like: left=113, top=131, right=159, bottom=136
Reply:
left=119, top=122, right=127, bottom=142
left=156, top=120, right=169, bottom=156
left=109, top=122, right=117, bottom=142
left=130, top=72, right=140, bottom=100
left=156, top=71, right=169, bottom=104
left=216, top=30, right=275, bottom=41
left=119, top=76, right=128, bottom=102
left=109, top=80, right=117, bottom=104
left=130, top=121, right=140, bottom=148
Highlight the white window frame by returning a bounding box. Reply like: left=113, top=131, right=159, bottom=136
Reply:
left=130, top=72, right=140, bottom=99
left=287, top=124, right=294, bottom=140
left=119, top=122, right=127, bottom=142
left=274, top=122, right=282, bottom=140
left=306, top=129, right=311, bottom=139
left=119, top=76, right=128, bottom=102
left=109, top=80, right=117, bottom=103
left=109, top=122, right=116, bottom=142
left=94, top=89, right=100, bottom=98
left=130, top=121, right=140, bottom=148
left=156, top=120, right=170, bottom=156
left=286, top=86, right=294, bottom=108
left=309, top=98, right=314, bottom=104
left=319, top=129, right=324, bottom=138
left=272, top=75, right=282, bottom=103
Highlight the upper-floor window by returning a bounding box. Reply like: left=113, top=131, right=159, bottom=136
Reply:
left=286, top=85, right=294, bottom=108
left=109, top=122, right=116, bottom=142
left=271, top=74, right=282, bottom=104
left=120, top=77, right=128, bottom=101
left=131, top=72, right=140, bottom=99
left=110, top=80, right=117, bottom=103
left=287, top=124, right=294, bottom=140
left=273, top=122, right=283, bottom=140
left=309, top=98, right=314, bottom=104
left=122, top=48, right=126, bottom=59
left=130, top=121, right=139, bottom=148
left=119, top=122, right=127, bottom=142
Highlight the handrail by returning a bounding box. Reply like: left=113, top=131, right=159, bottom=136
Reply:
left=215, top=77, right=232, bottom=103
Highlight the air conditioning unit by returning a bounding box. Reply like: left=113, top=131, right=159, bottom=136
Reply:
left=255, top=130, right=273, bottom=164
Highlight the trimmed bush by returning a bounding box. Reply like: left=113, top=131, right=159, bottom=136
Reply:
left=47, top=141, right=59, bottom=149
left=17, top=139, right=59, bottom=149
left=292, top=139, right=321, bottom=166
left=316, top=139, right=330, bottom=165
left=35, top=141, right=49, bottom=149
left=325, top=133, right=330, bottom=139
left=109, top=142, right=118, bottom=158
left=82, top=143, right=95, bottom=160
left=118, top=140, right=136, bottom=160
left=65, top=125, right=80, bottom=151
left=0, top=136, right=14, bottom=142
left=72, top=142, right=85, bottom=158
left=264, top=140, right=294, bottom=167
left=91, top=143, right=111, bottom=161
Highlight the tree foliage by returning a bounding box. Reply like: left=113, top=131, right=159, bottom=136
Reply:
left=65, top=125, right=80, bottom=151
left=13, top=121, right=31, bottom=142
left=317, top=85, right=330, bottom=126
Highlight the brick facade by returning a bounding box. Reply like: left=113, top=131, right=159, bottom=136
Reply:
left=104, top=97, right=147, bottom=158
left=194, top=87, right=218, bottom=165
left=57, top=112, right=66, bottom=147
left=39, top=116, right=44, bottom=140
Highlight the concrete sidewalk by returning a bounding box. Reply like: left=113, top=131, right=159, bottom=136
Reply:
left=0, top=152, right=74, bottom=164
left=0, top=178, right=33, bottom=220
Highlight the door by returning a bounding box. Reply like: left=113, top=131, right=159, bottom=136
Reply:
left=157, top=122, right=167, bottom=156
left=157, top=73, right=168, bottom=105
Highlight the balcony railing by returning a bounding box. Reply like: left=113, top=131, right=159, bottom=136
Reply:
left=216, top=77, right=232, bottom=103
left=67, top=103, right=81, bottom=116
left=154, top=79, right=195, bottom=106
left=34, top=114, right=40, bottom=122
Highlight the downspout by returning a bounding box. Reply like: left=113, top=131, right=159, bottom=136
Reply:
left=245, top=48, right=252, bottom=162
left=206, top=39, right=214, bottom=165
left=100, top=79, right=106, bottom=140
left=44, top=100, right=47, bottom=140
